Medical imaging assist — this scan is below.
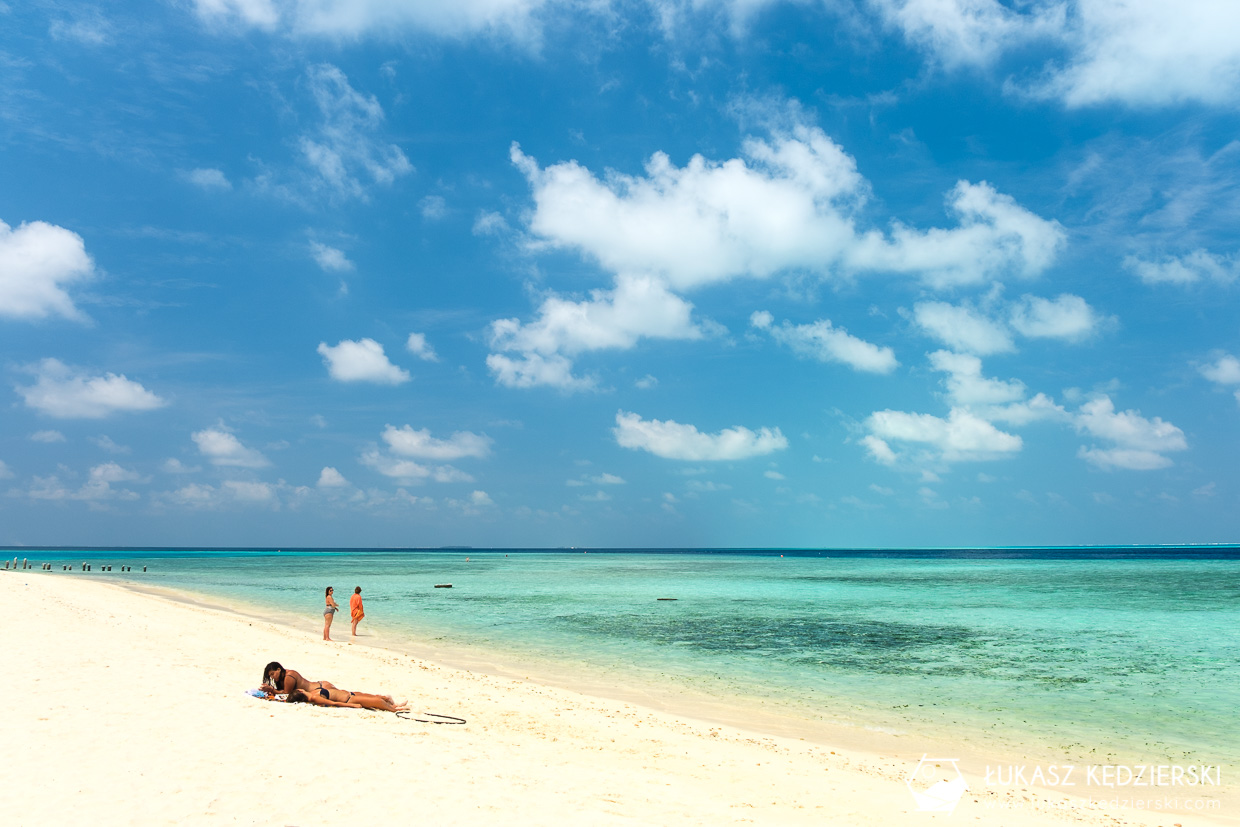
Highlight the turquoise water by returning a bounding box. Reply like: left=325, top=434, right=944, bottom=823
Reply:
left=14, top=547, right=1239, bottom=767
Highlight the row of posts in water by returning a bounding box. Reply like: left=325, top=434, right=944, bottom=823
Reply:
left=4, top=558, right=146, bottom=572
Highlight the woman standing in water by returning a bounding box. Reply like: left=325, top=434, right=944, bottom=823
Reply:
left=349, top=586, right=364, bottom=636
left=323, top=586, right=340, bottom=641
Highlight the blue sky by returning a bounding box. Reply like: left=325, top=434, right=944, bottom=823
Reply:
left=2, top=0, right=1239, bottom=548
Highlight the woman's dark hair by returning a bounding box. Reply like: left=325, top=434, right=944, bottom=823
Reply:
left=288, top=689, right=309, bottom=704
left=354, top=586, right=361, bottom=594
left=325, top=586, right=333, bottom=596
left=263, top=661, right=283, bottom=687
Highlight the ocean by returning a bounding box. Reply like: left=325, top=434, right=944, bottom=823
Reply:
left=11, top=546, right=1239, bottom=769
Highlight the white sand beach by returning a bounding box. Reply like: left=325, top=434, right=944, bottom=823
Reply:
left=1, top=571, right=1230, bottom=826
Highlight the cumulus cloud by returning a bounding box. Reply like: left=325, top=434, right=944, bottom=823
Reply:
left=874, top=0, right=1240, bottom=108
left=1199, top=353, right=1240, bottom=385
left=761, top=315, right=898, bottom=373
left=31, top=430, right=66, bottom=443
left=191, top=427, right=270, bottom=468
left=914, top=301, right=1014, bottom=355
left=185, top=168, right=232, bottom=190
left=513, top=128, right=1061, bottom=291
left=1124, top=250, right=1238, bottom=286
left=318, top=466, right=349, bottom=487
left=0, top=219, right=95, bottom=321
left=0, top=460, right=12, bottom=480
left=380, top=425, right=492, bottom=460
left=613, top=410, right=788, bottom=460
left=360, top=449, right=473, bottom=484
left=928, top=350, right=1066, bottom=425
left=865, top=407, right=1023, bottom=463
left=405, top=332, right=439, bottom=361
left=487, top=274, right=702, bottom=390
left=1009, top=293, right=1103, bottom=341
left=310, top=241, right=354, bottom=272
left=317, top=338, right=410, bottom=384
left=16, top=359, right=166, bottom=419
left=160, top=480, right=280, bottom=509
left=1074, top=396, right=1187, bottom=470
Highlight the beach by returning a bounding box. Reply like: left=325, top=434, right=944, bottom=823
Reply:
left=1, top=570, right=1230, bottom=826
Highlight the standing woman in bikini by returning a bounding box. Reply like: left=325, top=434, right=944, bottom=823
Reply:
left=323, top=586, right=340, bottom=641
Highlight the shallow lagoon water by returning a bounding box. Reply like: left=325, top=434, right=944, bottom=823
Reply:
left=19, top=546, right=1239, bottom=767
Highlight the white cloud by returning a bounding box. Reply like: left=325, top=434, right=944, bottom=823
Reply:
left=310, top=241, right=354, bottom=272
left=192, top=0, right=555, bottom=43
left=89, top=462, right=144, bottom=484
left=486, top=351, right=594, bottom=391
left=487, top=274, right=702, bottom=390
left=191, top=427, right=270, bottom=468
left=1125, top=250, right=1238, bottom=286
left=613, top=410, right=788, bottom=460
left=473, top=210, right=510, bottom=236
left=17, top=359, right=166, bottom=419
left=1074, top=396, right=1187, bottom=470
left=928, top=350, right=1025, bottom=406
left=874, top=0, right=1240, bottom=108
left=318, top=466, right=349, bottom=487
left=405, top=332, right=439, bottom=361
left=1200, top=353, right=1240, bottom=385
left=580, top=490, right=612, bottom=502
left=513, top=129, right=1061, bottom=291
left=468, top=490, right=494, bottom=507
left=360, top=449, right=473, bottom=484
left=869, top=0, right=1061, bottom=69
left=1034, top=0, right=1240, bottom=108
left=186, top=168, right=233, bottom=190
left=635, top=374, right=658, bottom=389
left=30, top=430, right=66, bottom=443
left=1009, top=293, right=1102, bottom=341
left=865, top=407, right=1023, bottom=463
left=419, top=195, right=448, bottom=219
left=749, top=310, right=774, bottom=329
left=0, top=219, right=94, bottom=321
left=278, top=64, right=411, bottom=201
left=162, top=458, right=200, bottom=474
left=317, top=338, right=410, bottom=384
left=914, top=301, right=1014, bottom=355
left=861, top=434, right=898, bottom=465
left=223, top=480, right=276, bottom=502
left=380, top=425, right=492, bottom=460
left=765, top=316, right=898, bottom=374
left=89, top=435, right=130, bottom=454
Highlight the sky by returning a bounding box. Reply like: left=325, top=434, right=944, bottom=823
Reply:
left=2, top=0, right=1239, bottom=549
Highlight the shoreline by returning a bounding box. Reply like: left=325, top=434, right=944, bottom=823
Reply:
left=3, top=570, right=1233, bottom=825
left=109, top=570, right=1235, bottom=778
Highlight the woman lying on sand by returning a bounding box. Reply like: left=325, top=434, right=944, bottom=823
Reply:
left=279, top=686, right=409, bottom=712
left=262, top=661, right=337, bottom=695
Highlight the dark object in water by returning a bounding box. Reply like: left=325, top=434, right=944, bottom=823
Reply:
left=434, top=584, right=453, bottom=588
left=657, top=597, right=678, bottom=601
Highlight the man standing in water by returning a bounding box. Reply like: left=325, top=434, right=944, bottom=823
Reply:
left=350, top=586, right=364, bottom=636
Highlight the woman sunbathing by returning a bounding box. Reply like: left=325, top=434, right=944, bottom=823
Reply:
left=284, top=686, right=409, bottom=712
left=261, top=661, right=337, bottom=696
